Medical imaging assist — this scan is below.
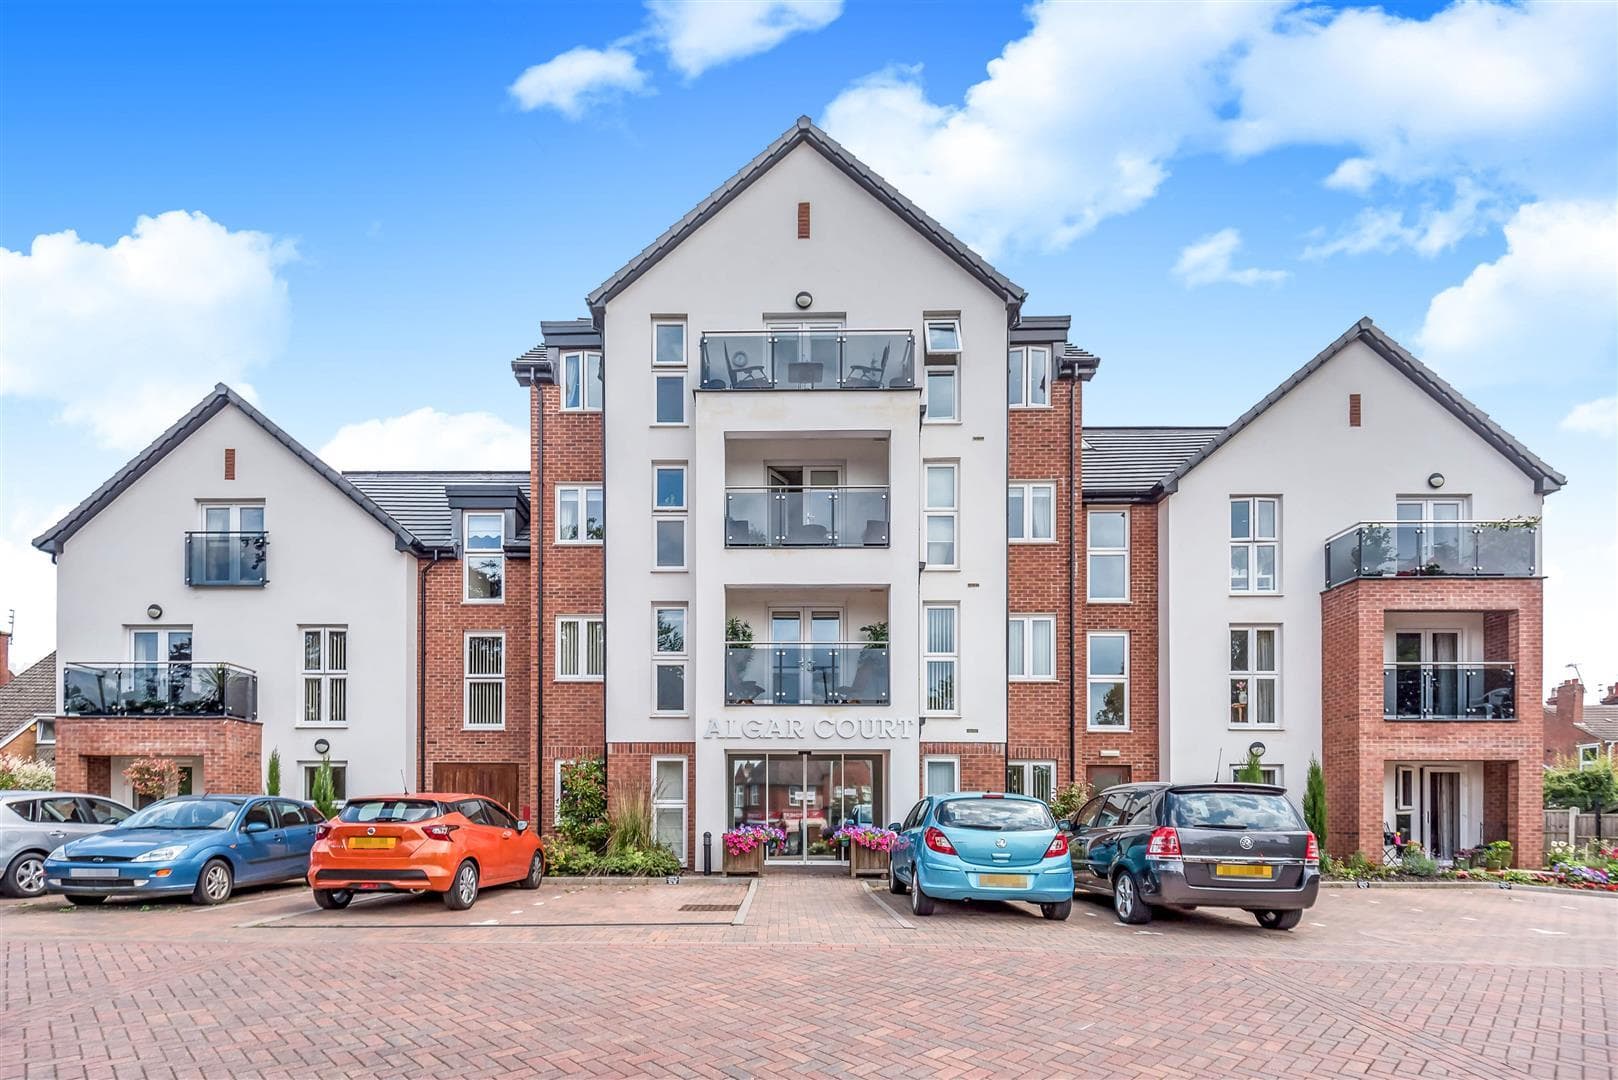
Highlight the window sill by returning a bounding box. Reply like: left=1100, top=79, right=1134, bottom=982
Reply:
left=1009, top=538, right=1057, bottom=546
left=1087, top=597, right=1130, bottom=605
left=462, top=725, right=508, bottom=732
left=1228, top=725, right=1283, bottom=731
left=922, top=566, right=960, bottom=573
left=1009, top=404, right=1052, bottom=411
left=651, top=566, right=688, bottom=573
left=1009, top=677, right=1059, bottom=684
left=650, top=422, right=689, bottom=428
left=1228, top=592, right=1283, bottom=598
left=922, top=418, right=962, bottom=426
left=462, top=598, right=505, bottom=606
left=555, top=540, right=604, bottom=547
left=555, top=675, right=604, bottom=684
left=652, top=712, right=691, bottom=720
left=1087, top=726, right=1131, bottom=734
left=559, top=408, right=602, bottom=415
left=293, top=724, right=349, bottom=730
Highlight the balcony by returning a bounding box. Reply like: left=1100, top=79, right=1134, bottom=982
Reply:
left=725, top=487, right=890, bottom=548
left=1324, top=520, right=1536, bottom=589
left=1383, top=662, right=1516, bottom=720
left=698, top=330, right=915, bottom=391
left=185, top=531, right=268, bottom=587
left=725, top=642, right=890, bottom=706
left=62, top=662, right=258, bottom=720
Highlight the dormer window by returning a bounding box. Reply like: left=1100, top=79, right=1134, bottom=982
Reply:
left=924, top=318, right=961, bottom=357
left=562, top=351, right=603, bottom=412
left=464, top=512, right=505, bottom=602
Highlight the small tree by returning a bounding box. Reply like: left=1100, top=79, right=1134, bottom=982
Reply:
left=310, top=753, right=338, bottom=819
left=125, top=757, right=180, bottom=802
left=1543, top=755, right=1618, bottom=812
left=558, top=759, right=610, bottom=851
left=266, top=748, right=282, bottom=796
left=1049, top=780, right=1094, bottom=820
left=1235, top=748, right=1266, bottom=783
left=1303, top=755, right=1327, bottom=845
left=0, top=753, right=54, bottom=790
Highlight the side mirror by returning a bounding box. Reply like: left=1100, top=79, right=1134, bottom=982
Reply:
left=516, top=820, right=529, bottom=834
left=1056, top=820, right=1072, bottom=833
left=886, top=822, right=902, bottom=832
left=244, top=821, right=269, bottom=834
left=1071, top=821, right=1089, bottom=835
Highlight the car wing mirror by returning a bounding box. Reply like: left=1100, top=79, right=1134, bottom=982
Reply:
left=244, top=821, right=269, bottom=834
left=1056, top=820, right=1072, bottom=833
left=885, top=822, right=902, bottom=832
left=516, top=820, right=529, bottom=834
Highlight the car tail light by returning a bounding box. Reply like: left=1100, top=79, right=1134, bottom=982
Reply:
left=1146, top=826, right=1181, bottom=858
left=1044, top=833, right=1069, bottom=858
left=314, top=823, right=332, bottom=841
left=1305, top=832, right=1320, bottom=864
left=422, top=823, right=459, bottom=842
left=980, top=793, right=1004, bottom=799
left=924, top=826, right=957, bottom=855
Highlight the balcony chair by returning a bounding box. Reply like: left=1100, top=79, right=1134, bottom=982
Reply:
left=843, top=344, right=889, bottom=388
left=725, top=346, right=771, bottom=389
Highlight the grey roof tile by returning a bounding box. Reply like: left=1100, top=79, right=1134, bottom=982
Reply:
left=344, top=472, right=531, bottom=550
left=1082, top=426, right=1224, bottom=498
left=0, top=651, right=55, bottom=747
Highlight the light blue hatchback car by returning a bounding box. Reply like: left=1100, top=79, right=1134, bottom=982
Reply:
left=887, top=792, right=1075, bottom=920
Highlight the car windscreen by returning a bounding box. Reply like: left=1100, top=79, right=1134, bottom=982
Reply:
left=935, top=798, right=1053, bottom=831
left=339, top=799, right=441, bottom=824
left=1169, top=792, right=1301, bottom=831
left=122, top=799, right=241, bottom=830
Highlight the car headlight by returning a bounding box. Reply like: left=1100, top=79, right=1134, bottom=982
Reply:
left=132, top=845, right=188, bottom=863
left=47, top=846, right=66, bottom=861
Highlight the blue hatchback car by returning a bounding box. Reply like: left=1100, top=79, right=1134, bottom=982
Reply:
left=44, top=794, right=321, bottom=906
left=888, top=792, right=1076, bottom=920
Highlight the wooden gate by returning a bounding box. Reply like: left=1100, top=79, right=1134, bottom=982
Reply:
left=432, top=762, right=521, bottom=817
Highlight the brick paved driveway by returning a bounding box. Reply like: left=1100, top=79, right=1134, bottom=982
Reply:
left=3, top=873, right=1614, bottom=1078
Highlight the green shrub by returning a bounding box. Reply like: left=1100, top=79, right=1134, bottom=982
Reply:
left=1543, top=756, right=1618, bottom=812
left=310, top=754, right=338, bottom=819
left=1303, top=756, right=1327, bottom=846
left=595, top=847, right=681, bottom=876
left=0, top=753, right=54, bottom=790
left=1399, top=841, right=1437, bottom=877
left=558, top=759, right=610, bottom=851
left=1483, top=840, right=1513, bottom=871
left=544, top=837, right=599, bottom=876
left=1235, top=749, right=1265, bottom=783
left=266, top=748, right=281, bottom=796
left=607, top=785, right=654, bottom=856
left=1049, top=781, right=1094, bottom=819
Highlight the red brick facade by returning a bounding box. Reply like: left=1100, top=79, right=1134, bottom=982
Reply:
left=53, top=716, right=262, bottom=796
left=607, top=741, right=695, bottom=866
left=921, top=741, right=1004, bottom=794
left=1079, top=501, right=1161, bottom=787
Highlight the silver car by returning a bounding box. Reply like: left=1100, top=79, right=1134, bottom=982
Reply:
left=1, top=792, right=134, bottom=898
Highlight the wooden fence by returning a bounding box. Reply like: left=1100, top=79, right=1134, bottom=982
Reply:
left=1543, top=808, right=1610, bottom=848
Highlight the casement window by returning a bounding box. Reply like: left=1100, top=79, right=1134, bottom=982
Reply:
left=924, top=318, right=962, bottom=357
left=554, top=759, right=575, bottom=811
left=194, top=503, right=266, bottom=585
left=1229, top=626, right=1279, bottom=727
left=561, top=351, right=603, bottom=412
left=652, top=757, right=687, bottom=863
left=924, top=366, right=958, bottom=422
left=1087, top=510, right=1128, bottom=601
left=1007, top=346, right=1050, bottom=407
left=1393, top=766, right=1415, bottom=842
left=924, top=463, right=958, bottom=568
left=924, top=757, right=960, bottom=796
left=1007, top=761, right=1056, bottom=803
left=464, top=512, right=505, bottom=602
left=653, top=605, right=687, bottom=715
left=1086, top=632, right=1128, bottom=730
left=1008, top=615, right=1056, bottom=680
left=654, top=464, right=686, bottom=511
left=653, top=518, right=687, bottom=570
left=654, top=373, right=685, bottom=424
left=302, top=763, right=347, bottom=803
left=653, top=320, right=686, bottom=367
left=556, top=485, right=604, bottom=543
left=300, top=627, right=348, bottom=725
left=1230, top=497, right=1280, bottom=593
left=1008, top=483, right=1056, bottom=542
left=1230, top=764, right=1283, bottom=786
left=34, top=719, right=55, bottom=746
left=464, top=633, right=505, bottom=729
left=556, top=616, right=605, bottom=681
left=1578, top=744, right=1602, bottom=769
left=923, top=604, right=959, bottom=714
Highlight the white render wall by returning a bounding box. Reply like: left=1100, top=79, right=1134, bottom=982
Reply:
left=1158, top=339, right=1544, bottom=797
left=52, top=404, right=419, bottom=798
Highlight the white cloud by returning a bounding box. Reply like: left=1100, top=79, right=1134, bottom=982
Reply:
left=649, top=0, right=842, bottom=78
left=0, top=501, right=70, bottom=672
left=1173, top=228, right=1288, bottom=288
left=1303, top=179, right=1493, bottom=260
left=317, top=408, right=527, bottom=471
left=1561, top=396, right=1618, bottom=438
left=1415, top=199, right=1618, bottom=384
left=508, top=46, right=648, bottom=118
left=0, top=211, right=294, bottom=452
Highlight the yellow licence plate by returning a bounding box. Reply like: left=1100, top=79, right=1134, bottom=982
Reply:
left=347, top=837, right=396, bottom=850
left=978, top=874, right=1031, bottom=888
left=1214, top=863, right=1272, bottom=878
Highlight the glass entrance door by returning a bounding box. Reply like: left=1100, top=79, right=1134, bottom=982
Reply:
left=729, top=752, right=885, bottom=864
left=1425, top=769, right=1461, bottom=860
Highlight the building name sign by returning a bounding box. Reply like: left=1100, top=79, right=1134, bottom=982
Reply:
left=702, top=716, right=918, bottom=741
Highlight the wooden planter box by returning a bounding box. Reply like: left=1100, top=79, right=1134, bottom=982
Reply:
left=848, top=844, right=889, bottom=878
left=723, top=844, right=765, bottom=876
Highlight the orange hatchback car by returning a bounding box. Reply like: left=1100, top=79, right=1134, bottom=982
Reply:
left=307, top=794, right=545, bottom=911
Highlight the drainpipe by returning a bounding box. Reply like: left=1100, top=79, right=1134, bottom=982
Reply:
left=1066, top=368, right=1077, bottom=790
left=416, top=550, right=440, bottom=791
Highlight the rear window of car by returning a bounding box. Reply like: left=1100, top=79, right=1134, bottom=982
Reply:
left=935, top=798, right=1053, bottom=832
left=1169, top=791, right=1301, bottom=831
left=339, top=799, right=440, bottom=824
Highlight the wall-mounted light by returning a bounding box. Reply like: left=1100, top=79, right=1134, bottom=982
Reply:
left=1427, top=472, right=1445, bottom=489
left=146, top=604, right=163, bottom=620
left=794, top=290, right=813, bottom=309
left=313, top=738, right=331, bottom=756
left=1248, top=740, right=1267, bottom=758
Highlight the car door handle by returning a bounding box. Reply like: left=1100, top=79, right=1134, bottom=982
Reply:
left=47, top=830, right=67, bottom=838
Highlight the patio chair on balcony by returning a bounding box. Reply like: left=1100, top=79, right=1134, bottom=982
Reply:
left=843, top=344, right=889, bottom=388
left=725, top=346, right=771, bottom=389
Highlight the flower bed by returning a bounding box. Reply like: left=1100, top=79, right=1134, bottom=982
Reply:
left=836, top=823, right=898, bottom=878
left=722, top=824, right=786, bottom=875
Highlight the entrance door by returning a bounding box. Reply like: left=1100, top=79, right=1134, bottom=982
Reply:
left=734, top=753, right=885, bottom=864
left=131, top=628, right=193, bottom=710
left=1425, top=769, right=1461, bottom=860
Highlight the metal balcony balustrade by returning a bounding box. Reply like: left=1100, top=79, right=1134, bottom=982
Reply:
left=724, top=487, right=890, bottom=548
left=1323, top=519, right=1537, bottom=589
left=62, top=661, right=259, bottom=720
left=185, top=531, right=268, bottom=586
left=698, top=330, right=915, bottom=391
left=1382, top=661, right=1516, bottom=720
left=724, top=642, right=890, bottom=706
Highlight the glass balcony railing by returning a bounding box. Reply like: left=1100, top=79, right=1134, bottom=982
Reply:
left=63, top=661, right=259, bottom=719
left=185, top=532, right=268, bottom=587
left=1324, top=520, right=1537, bottom=589
left=724, top=487, right=890, bottom=548
left=725, top=642, right=890, bottom=706
left=698, top=330, right=915, bottom=391
left=1383, top=662, right=1516, bottom=720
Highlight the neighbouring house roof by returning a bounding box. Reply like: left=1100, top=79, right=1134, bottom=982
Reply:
left=345, top=472, right=531, bottom=551
left=0, top=651, right=55, bottom=750
left=1157, top=318, right=1565, bottom=497
left=32, top=385, right=424, bottom=556
left=584, top=115, right=1026, bottom=322
left=1578, top=714, right=1618, bottom=743
left=1082, top=427, right=1224, bottom=500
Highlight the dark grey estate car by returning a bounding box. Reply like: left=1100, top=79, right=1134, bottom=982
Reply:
left=1067, top=783, right=1320, bottom=929
left=1, top=791, right=134, bottom=897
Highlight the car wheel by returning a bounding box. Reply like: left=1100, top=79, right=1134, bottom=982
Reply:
left=444, top=860, right=479, bottom=910
left=313, top=889, right=352, bottom=910
left=65, top=894, right=106, bottom=906
left=1254, top=908, right=1303, bottom=931
left=517, top=852, right=545, bottom=890
left=908, top=867, right=935, bottom=917
left=1041, top=899, right=1073, bottom=921
left=3, top=852, right=47, bottom=898
left=1112, top=869, right=1151, bottom=924
left=192, top=859, right=234, bottom=906
left=888, top=857, right=909, bottom=895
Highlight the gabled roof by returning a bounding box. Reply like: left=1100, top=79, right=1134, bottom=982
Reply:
left=33, top=385, right=423, bottom=555
left=1158, top=318, right=1565, bottom=496
left=1083, top=427, right=1224, bottom=500
left=346, top=471, right=531, bottom=550
left=0, top=651, right=55, bottom=749
left=1578, top=713, right=1618, bottom=743
left=584, top=116, right=1026, bottom=321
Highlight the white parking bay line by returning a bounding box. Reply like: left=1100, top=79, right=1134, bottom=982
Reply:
left=1529, top=928, right=1567, bottom=936
left=1134, top=929, right=1163, bottom=936
left=471, top=919, right=499, bottom=926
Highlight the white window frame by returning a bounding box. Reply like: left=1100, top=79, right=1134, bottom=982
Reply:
left=299, top=626, right=348, bottom=726
left=1228, top=625, right=1280, bottom=729
left=555, top=485, right=604, bottom=545
left=924, top=462, right=958, bottom=569
left=924, top=317, right=962, bottom=357
left=301, top=760, right=348, bottom=804
left=652, top=319, right=687, bottom=367
left=923, top=603, right=959, bottom=716
left=34, top=717, right=55, bottom=746
left=463, top=511, right=506, bottom=604
left=554, top=758, right=574, bottom=812
left=653, top=371, right=686, bottom=426
left=554, top=616, right=605, bottom=682
left=464, top=632, right=506, bottom=730
left=1009, top=482, right=1056, bottom=543
left=1086, top=631, right=1129, bottom=732
left=1230, top=764, right=1283, bottom=786
left=652, top=516, right=687, bottom=571
left=924, top=756, right=960, bottom=796
left=1577, top=743, right=1602, bottom=770
left=653, top=463, right=686, bottom=512
left=1086, top=508, right=1129, bottom=602
left=561, top=350, right=603, bottom=412
left=924, top=365, right=959, bottom=423
left=1007, top=760, right=1057, bottom=802
left=1008, top=345, right=1051, bottom=408
left=1395, top=766, right=1416, bottom=810
left=651, top=756, right=688, bottom=863
left=652, top=604, right=688, bottom=716
left=1230, top=496, right=1280, bottom=594
left=1008, top=615, right=1057, bottom=682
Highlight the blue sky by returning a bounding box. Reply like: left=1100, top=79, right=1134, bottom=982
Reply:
left=2, top=0, right=1614, bottom=687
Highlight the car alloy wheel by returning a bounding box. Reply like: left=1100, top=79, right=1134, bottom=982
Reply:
left=908, top=866, right=935, bottom=917
left=14, top=856, right=45, bottom=897
left=444, top=860, right=480, bottom=910
left=202, top=863, right=231, bottom=903
left=1113, top=869, right=1151, bottom=924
